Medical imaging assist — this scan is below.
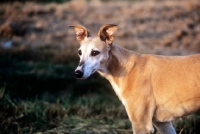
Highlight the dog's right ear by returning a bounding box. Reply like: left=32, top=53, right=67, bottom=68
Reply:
left=68, top=25, right=90, bottom=42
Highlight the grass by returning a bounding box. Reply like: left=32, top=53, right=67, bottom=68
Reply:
left=0, top=42, right=200, bottom=134
left=0, top=43, right=200, bottom=134
left=0, top=47, right=132, bottom=133
left=1, top=85, right=200, bottom=134
left=0, top=46, right=200, bottom=134
left=0, top=86, right=132, bottom=134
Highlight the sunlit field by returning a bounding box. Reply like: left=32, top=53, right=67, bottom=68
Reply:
left=1, top=0, right=200, bottom=133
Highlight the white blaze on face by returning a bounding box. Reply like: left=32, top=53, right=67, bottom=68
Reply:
left=76, top=37, right=110, bottom=78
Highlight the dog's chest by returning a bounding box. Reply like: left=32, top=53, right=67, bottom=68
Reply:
left=110, top=81, right=126, bottom=105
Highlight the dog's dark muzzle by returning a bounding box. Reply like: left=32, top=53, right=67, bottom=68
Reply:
left=74, top=70, right=83, bottom=79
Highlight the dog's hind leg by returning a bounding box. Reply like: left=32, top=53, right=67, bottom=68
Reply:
left=153, top=121, right=176, bottom=134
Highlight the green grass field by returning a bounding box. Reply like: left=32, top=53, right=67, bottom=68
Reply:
left=1, top=47, right=200, bottom=134
left=0, top=47, right=131, bottom=134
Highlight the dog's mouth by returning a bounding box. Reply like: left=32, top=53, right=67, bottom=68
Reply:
left=83, top=69, right=96, bottom=79
left=91, top=69, right=96, bottom=74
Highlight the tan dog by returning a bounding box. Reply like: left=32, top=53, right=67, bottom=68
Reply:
left=69, top=24, right=200, bottom=134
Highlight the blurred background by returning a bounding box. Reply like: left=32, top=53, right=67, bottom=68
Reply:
left=0, top=0, right=200, bottom=133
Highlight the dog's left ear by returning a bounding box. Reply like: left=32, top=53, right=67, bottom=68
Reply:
left=68, top=25, right=90, bottom=42
left=98, top=24, right=117, bottom=45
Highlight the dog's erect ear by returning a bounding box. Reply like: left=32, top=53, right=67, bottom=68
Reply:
left=68, top=25, right=90, bottom=42
left=98, top=24, right=117, bottom=45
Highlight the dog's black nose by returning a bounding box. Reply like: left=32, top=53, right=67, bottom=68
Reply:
left=74, top=70, right=83, bottom=79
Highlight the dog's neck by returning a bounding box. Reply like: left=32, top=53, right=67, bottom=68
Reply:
left=98, top=44, right=139, bottom=100
left=100, top=43, right=139, bottom=77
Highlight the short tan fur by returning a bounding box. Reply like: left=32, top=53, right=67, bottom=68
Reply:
left=69, top=24, right=200, bottom=134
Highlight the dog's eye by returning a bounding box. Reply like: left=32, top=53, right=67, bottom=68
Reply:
left=91, top=50, right=100, bottom=56
left=78, top=50, right=82, bottom=56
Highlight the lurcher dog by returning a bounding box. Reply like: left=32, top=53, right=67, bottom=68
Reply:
left=69, top=24, right=200, bottom=134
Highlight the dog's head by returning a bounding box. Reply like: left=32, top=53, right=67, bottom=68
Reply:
left=69, top=24, right=117, bottom=79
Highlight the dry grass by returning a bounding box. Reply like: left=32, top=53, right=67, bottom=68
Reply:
left=0, top=0, right=200, bottom=55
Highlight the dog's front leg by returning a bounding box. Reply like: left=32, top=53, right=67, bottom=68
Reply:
left=132, top=125, right=154, bottom=134
left=124, top=99, right=155, bottom=134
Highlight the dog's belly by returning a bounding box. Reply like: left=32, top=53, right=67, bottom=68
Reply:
left=150, top=54, right=200, bottom=122
left=154, top=96, right=200, bottom=122
left=153, top=76, right=200, bottom=122
left=153, top=77, right=200, bottom=122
